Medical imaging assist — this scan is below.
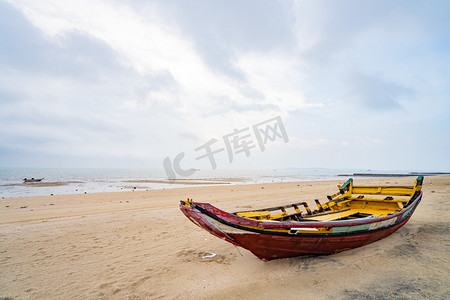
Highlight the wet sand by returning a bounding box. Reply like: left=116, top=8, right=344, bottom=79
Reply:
left=123, top=179, right=233, bottom=185
left=0, top=175, right=449, bottom=299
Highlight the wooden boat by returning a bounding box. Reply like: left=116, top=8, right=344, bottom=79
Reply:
left=23, top=178, right=44, bottom=183
left=180, top=177, right=423, bottom=261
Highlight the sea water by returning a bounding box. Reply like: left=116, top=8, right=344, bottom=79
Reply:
left=0, top=167, right=348, bottom=198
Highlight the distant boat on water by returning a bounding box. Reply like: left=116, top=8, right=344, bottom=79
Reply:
left=23, top=178, right=44, bottom=183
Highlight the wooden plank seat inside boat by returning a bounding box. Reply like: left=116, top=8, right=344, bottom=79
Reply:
left=301, top=208, right=391, bottom=221
left=234, top=200, right=395, bottom=221
left=235, top=211, right=271, bottom=219
left=302, top=209, right=358, bottom=221
left=235, top=202, right=312, bottom=221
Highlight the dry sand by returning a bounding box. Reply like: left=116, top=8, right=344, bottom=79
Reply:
left=0, top=176, right=449, bottom=299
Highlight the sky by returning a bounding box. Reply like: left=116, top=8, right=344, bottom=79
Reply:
left=0, top=0, right=449, bottom=172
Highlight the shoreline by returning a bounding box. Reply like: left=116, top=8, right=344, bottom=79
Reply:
left=339, top=172, right=450, bottom=177
left=0, top=175, right=409, bottom=200
left=0, top=174, right=432, bottom=199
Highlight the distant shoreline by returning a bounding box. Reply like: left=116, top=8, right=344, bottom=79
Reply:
left=338, top=172, right=450, bottom=177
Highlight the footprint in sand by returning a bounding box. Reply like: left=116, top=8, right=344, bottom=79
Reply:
left=176, top=249, right=236, bottom=264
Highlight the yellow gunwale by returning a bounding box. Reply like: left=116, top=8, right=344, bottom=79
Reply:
left=234, top=177, right=423, bottom=223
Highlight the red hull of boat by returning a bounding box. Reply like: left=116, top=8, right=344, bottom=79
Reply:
left=226, top=216, right=411, bottom=260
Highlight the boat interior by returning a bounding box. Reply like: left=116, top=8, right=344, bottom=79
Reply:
left=234, top=177, right=423, bottom=222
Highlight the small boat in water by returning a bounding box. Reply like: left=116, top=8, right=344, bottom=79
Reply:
left=180, top=177, right=423, bottom=261
left=23, top=178, right=44, bottom=183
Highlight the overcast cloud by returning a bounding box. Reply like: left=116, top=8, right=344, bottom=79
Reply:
left=0, top=0, right=449, bottom=171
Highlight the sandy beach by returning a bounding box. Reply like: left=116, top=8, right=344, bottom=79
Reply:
left=0, top=175, right=449, bottom=299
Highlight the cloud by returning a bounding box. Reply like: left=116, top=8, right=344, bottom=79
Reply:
left=178, top=132, right=199, bottom=142
left=289, top=1, right=450, bottom=110
left=0, top=0, right=449, bottom=170
left=0, top=3, right=123, bottom=80
left=349, top=73, right=412, bottom=110
left=146, top=0, right=295, bottom=79
left=0, top=2, right=174, bottom=162
left=7, top=1, right=302, bottom=119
